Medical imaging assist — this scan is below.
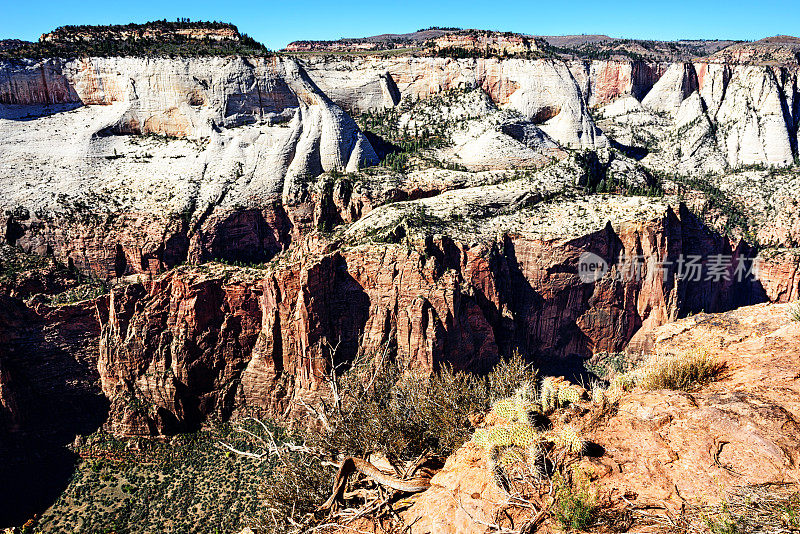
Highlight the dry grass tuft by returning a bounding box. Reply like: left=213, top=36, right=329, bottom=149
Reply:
left=636, top=350, right=723, bottom=391
left=652, top=483, right=800, bottom=534
left=611, top=350, right=723, bottom=393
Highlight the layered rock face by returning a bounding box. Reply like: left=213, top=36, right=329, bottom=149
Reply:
left=97, top=203, right=765, bottom=436
left=431, top=32, right=538, bottom=56
left=2, top=55, right=798, bottom=284
left=301, top=57, right=607, bottom=149
left=302, top=56, right=800, bottom=170
left=576, top=59, right=669, bottom=106
left=0, top=56, right=375, bottom=142
left=597, top=61, right=799, bottom=171
left=756, top=250, right=800, bottom=303
left=40, top=23, right=241, bottom=44
left=0, top=56, right=377, bottom=275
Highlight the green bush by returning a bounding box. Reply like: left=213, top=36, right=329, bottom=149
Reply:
left=47, top=278, right=110, bottom=305
left=636, top=351, right=723, bottom=391
left=553, top=474, right=596, bottom=531
left=703, top=504, right=744, bottom=534
left=606, top=351, right=723, bottom=394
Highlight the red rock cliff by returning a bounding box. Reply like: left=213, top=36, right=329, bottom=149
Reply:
left=98, top=204, right=765, bottom=436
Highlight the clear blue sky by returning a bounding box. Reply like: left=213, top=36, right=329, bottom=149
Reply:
left=1, top=0, right=798, bottom=50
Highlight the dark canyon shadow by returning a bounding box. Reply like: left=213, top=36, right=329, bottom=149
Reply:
left=0, top=297, right=109, bottom=527
left=202, top=207, right=292, bottom=265
left=497, top=226, right=623, bottom=382
left=318, top=254, right=372, bottom=371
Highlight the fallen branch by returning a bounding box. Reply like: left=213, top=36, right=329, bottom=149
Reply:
left=319, top=457, right=432, bottom=511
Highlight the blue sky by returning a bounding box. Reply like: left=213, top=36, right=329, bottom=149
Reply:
left=1, top=0, right=798, bottom=50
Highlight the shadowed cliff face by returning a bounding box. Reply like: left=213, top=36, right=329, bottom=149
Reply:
left=0, top=296, right=109, bottom=525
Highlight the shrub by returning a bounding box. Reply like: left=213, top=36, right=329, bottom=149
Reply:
left=605, top=350, right=722, bottom=394
left=552, top=474, right=596, bottom=531
left=487, top=351, right=539, bottom=401
left=789, top=304, right=800, bottom=322
left=312, top=351, right=537, bottom=461
left=703, top=503, right=744, bottom=534
left=583, top=351, right=635, bottom=380
left=48, top=278, right=110, bottom=304
left=258, top=453, right=334, bottom=533
left=226, top=352, right=537, bottom=531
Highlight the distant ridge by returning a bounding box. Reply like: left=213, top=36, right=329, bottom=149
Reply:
left=707, top=34, right=800, bottom=65
left=0, top=20, right=270, bottom=58
left=282, top=28, right=743, bottom=61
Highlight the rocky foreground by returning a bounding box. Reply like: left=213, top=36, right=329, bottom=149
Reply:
left=397, top=302, right=800, bottom=533
left=1, top=28, right=800, bottom=530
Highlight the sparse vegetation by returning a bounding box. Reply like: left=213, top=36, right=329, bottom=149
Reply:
left=257, top=447, right=334, bottom=534
left=584, top=351, right=636, bottom=380
left=0, top=246, right=63, bottom=287
left=46, top=278, right=110, bottom=305
left=217, top=350, right=539, bottom=532
left=34, top=423, right=282, bottom=532
left=312, top=349, right=538, bottom=461
left=672, top=172, right=758, bottom=243
left=432, top=46, right=547, bottom=60
left=662, top=483, right=800, bottom=534
left=357, top=108, right=450, bottom=172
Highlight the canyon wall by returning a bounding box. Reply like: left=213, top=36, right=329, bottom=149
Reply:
left=2, top=55, right=797, bottom=166
left=302, top=56, right=607, bottom=149
left=0, top=55, right=379, bottom=144
left=571, top=59, right=670, bottom=106
left=97, top=205, right=765, bottom=436
left=648, top=62, right=799, bottom=167
left=0, top=295, right=106, bottom=444
left=0, top=56, right=378, bottom=275
left=0, top=294, right=108, bottom=523
left=301, top=56, right=800, bottom=168
left=0, top=53, right=797, bottom=442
